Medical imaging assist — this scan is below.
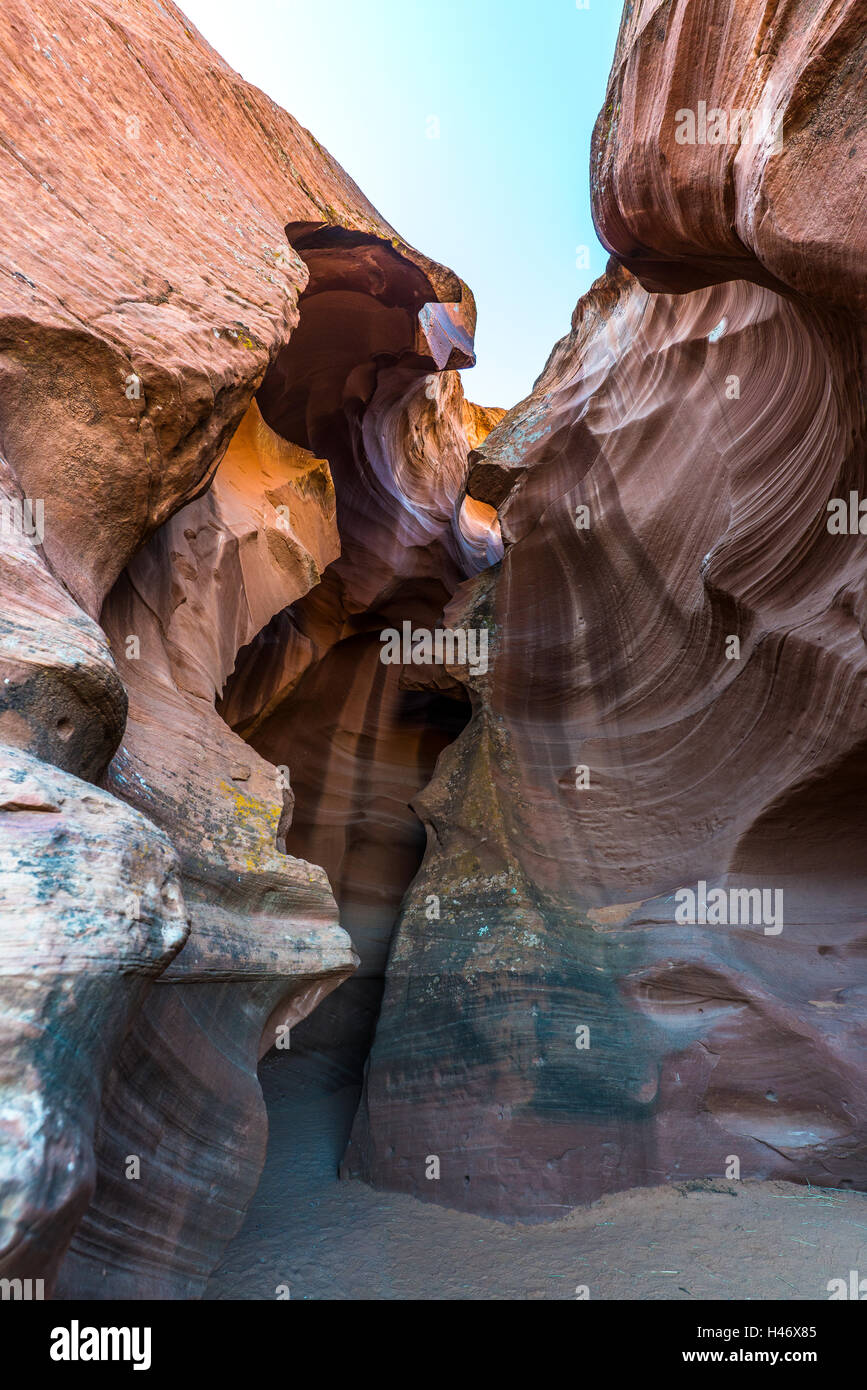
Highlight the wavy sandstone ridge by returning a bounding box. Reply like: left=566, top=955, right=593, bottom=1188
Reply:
left=346, top=1, right=867, bottom=1215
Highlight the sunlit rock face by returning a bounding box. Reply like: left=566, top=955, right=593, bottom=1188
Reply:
left=0, top=0, right=485, bottom=1294
left=591, top=0, right=867, bottom=310
left=347, top=268, right=867, bottom=1208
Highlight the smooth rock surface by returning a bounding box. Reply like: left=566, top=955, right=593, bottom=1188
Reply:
left=347, top=260, right=867, bottom=1215
left=591, top=0, right=867, bottom=310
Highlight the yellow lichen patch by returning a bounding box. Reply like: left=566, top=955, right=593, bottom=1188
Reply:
left=218, top=780, right=281, bottom=870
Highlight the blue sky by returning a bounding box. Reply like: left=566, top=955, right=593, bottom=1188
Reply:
left=180, top=0, right=623, bottom=409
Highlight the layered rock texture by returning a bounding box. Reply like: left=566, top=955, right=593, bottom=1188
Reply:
left=345, top=2, right=867, bottom=1214
left=0, top=0, right=487, bottom=1294
left=3, top=0, right=866, bottom=1295
left=220, top=358, right=502, bottom=1094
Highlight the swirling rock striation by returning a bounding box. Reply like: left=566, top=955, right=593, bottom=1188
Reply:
left=591, top=0, right=867, bottom=309
left=347, top=0, right=867, bottom=1213
left=219, top=229, right=503, bottom=1099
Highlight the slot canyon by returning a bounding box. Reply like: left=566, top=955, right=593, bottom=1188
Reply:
left=0, top=0, right=866, bottom=1305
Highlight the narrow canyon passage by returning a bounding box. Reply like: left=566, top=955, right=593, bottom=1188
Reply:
left=51, top=218, right=496, bottom=1297
left=212, top=224, right=500, bottom=1196
left=223, top=589, right=469, bottom=1126
left=7, top=0, right=867, bottom=1317
left=247, top=620, right=467, bottom=1079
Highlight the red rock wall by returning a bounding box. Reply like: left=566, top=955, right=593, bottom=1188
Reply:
left=0, top=0, right=479, bottom=1293
left=3, top=0, right=866, bottom=1287
left=346, top=0, right=867, bottom=1213
left=220, top=233, right=502, bottom=1099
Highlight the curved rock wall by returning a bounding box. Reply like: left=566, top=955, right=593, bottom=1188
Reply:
left=4, top=0, right=866, bottom=1287
left=0, top=0, right=478, bottom=1293
left=220, top=233, right=503, bottom=1098
left=347, top=0, right=867, bottom=1211
left=591, top=0, right=866, bottom=308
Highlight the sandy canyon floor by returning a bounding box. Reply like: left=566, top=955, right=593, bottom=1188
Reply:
left=206, top=1052, right=867, bottom=1302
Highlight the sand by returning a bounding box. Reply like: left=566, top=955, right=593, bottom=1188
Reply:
left=206, top=1052, right=867, bottom=1301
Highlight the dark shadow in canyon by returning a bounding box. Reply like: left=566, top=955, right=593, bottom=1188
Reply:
left=225, top=605, right=469, bottom=1105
